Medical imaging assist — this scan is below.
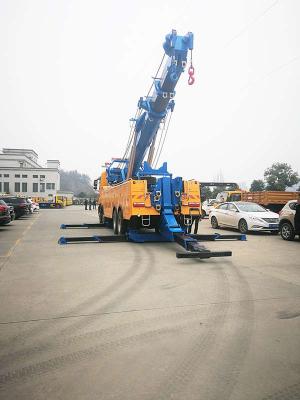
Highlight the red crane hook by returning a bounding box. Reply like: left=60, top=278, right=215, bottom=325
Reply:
left=188, top=65, right=195, bottom=85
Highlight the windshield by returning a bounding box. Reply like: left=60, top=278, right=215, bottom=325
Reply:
left=237, top=203, right=267, bottom=212
left=230, top=194, right=241, bottom=201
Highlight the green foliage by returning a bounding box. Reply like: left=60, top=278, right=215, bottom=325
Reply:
left=250, top=179, right=265, bottom=192
left=200, top=187, right=212, bottom=201
left=264, top=163, right=299, bottom=191
left=77, top=192, right=87, bottom=198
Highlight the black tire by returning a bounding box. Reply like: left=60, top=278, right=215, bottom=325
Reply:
left=211, top=216, right=219, bottom=229
left=98, top=205, right=104, bottom=224
left=117, top=208, right=127, bottom=234
left=112, top=208, right=118, bottom=234
left=238, top=219, right=248, bottom=234
left=280, top=222, right=295, bottom=241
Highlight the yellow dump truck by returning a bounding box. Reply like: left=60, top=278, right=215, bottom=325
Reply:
left=215, top=190, right=299, bottom=212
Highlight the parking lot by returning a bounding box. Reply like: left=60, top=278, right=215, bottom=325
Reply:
left=0, top=206, right=299, bottom=400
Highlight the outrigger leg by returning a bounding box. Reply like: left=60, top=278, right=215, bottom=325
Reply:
left=58, top=224, right=246, bottom=259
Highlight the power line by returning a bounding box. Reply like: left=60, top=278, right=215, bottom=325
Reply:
left=242, top=54, right=300, bottom=90
left=224, top=0, right=280, bottom=48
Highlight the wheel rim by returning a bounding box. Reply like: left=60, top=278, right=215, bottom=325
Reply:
left=211, top=217, right=217, bottom=228
left=240, top=220, right=247, bottom=233
left=281, top=224, right=291, bottom=239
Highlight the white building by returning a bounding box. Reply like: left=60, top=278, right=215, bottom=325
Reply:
left=0, top=148, right=60, bottom=199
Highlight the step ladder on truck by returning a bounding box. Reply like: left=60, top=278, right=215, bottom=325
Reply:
left=58, top=30, right=246, bottom=258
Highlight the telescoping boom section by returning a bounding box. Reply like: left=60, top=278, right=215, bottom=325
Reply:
left=59, top=30, right=246, bottom=258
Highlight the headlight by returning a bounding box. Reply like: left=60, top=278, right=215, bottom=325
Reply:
left=249, top=216, right=264, bottom=222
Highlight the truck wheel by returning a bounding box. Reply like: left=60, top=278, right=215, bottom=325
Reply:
left=238, top=219, right=248, bottom=234
left=280, top=222, right=295, bottom=241
left=211, top=216, right=219, bottom=229
left=98, top=205, right=104, bottom=224
left=112, top=209, right=118, bottom=234
left=117, top=209, right=127, bottom=234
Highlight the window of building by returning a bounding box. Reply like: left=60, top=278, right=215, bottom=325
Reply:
left=22, top=174, right=28, bottom=178
left=40, top=175, right=45, bottom=178
left=33, top=183, right=38, bottom=192
left=15, top=182, right=20, bottom=192
left=4, top=174, right=9, bottom=178
left=4, top=182, right=9, bottom=193
left=0, top=174, right=2, bottom=177
left=40, top=183, right=45, bottom=192
left=46, top=183, right=55, bottom=190
left=22, top=182, right=27, bottom=192
left=0, top=182, right=2, bottom=192
left=15, top=174, right=20, bottom=178
left=33, top=174, right=38, bottom=178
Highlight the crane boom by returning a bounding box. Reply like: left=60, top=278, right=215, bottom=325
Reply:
left=127, top=30, right=193, bottom=178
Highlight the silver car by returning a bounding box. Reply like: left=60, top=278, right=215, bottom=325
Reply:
left=279, top=200, right=299, bottom=241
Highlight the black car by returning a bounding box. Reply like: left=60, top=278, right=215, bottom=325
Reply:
left=0, top=200, right=11, bottom=225
left=0, top=197, right=29, bottom=219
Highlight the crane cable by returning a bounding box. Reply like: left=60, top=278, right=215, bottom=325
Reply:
left=153, top=111, right=173, bottom=168
left=117, top=107, right=141, bottom=169
left=118, top=53, right=167, bottom=170
left=151, top=116, right=167, bottom=167
left=146, top=53, right=166, bottom=98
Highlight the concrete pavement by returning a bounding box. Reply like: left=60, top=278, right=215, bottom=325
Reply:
left=0, top=206, right=299, bottom=399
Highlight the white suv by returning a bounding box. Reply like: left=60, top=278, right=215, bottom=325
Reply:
left=279, top=200, right=299, bottom=240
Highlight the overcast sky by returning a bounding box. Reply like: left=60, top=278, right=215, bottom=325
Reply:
left=0, top=0, right=299, bottom=187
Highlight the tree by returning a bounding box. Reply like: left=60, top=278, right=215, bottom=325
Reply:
left=200, top=187, right=212, bottom=201
left=60, top=170, right=96, bottom=197
left=250, top=179, right=265, bottom=192
left=264, top=163, right=299, bottom=191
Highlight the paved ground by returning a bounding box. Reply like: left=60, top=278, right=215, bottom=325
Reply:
left=0, top=206, right=299, bottom=400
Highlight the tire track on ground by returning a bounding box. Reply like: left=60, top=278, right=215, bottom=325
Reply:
left=197, top=260, right=255, bottom=400
left=0, top=317, right=205, bottom=387
left=0, top=245, right=156, bottom=371
left=0, top=244, right=142, bottom=351
left=145, top=260, right=231, bottom=400
left=0, top=302, right=208, bottom=371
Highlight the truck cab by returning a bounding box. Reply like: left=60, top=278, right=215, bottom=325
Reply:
left=215, top=190, right=243, bottom=203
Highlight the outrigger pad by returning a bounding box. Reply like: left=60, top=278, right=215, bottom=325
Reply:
left=176, top=250, right=232, bottom=259
left=189, top=233, right=247, bottom=241
left=57, top=235, right=128, bottom=245
left=60, top=223, right=106, bottom=229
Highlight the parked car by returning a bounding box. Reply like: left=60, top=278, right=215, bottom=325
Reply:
left=279, top=200, right=299, bottom=241
left=26, top=198, right=39, bottom=212
left=201, top=198, right=217, bottom=217
left=26, top=199, right=34, bottom=213
left=209, top=201, right=279, bottom=234
left=0, top=197, right=29, bottom=219
left=0, top=200, right=11, bottom=225
left=31, top=201, right=40, bottom=212
left=6, top=203, right=15, bottom=221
